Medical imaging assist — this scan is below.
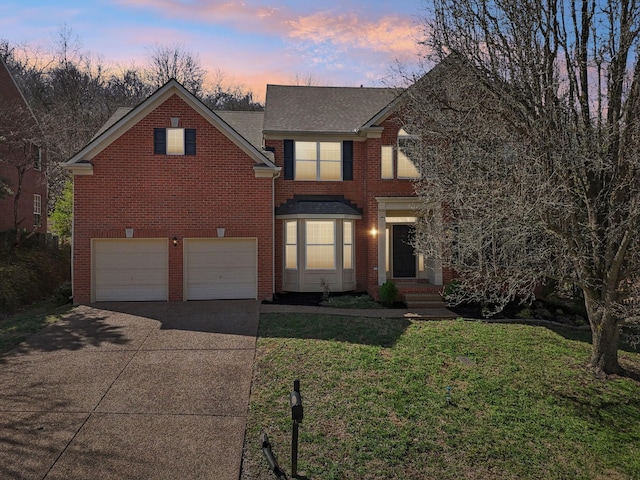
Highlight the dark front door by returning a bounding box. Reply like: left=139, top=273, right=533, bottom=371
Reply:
left=392, top=224, right=416, bottom=278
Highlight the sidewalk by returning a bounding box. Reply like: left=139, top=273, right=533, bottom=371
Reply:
left=260, top=303, right=458, bottom=318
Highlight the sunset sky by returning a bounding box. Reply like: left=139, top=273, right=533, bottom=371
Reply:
left=0, top=0, right=428, bottom=100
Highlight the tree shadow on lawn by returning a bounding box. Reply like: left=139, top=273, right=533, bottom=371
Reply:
left=258, top=313, right=412, bottom=348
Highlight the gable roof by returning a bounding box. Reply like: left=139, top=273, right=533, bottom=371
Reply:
left=0, top=57, right=38, bottom=125
left=66, top=79, right=276, bottom=172
left=361, top=54, right=476, bottom=130
left=263, top=85, right=399, bottom=135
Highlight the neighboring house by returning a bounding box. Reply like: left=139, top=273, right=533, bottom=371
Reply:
left=0, top=57, right=47, bottom=235
left=65, top=61, right=454, bottom=304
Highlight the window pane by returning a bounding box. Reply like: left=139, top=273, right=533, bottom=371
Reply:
left=343, top=245, right=353, bottom=269
left=285, top=221, right=297, bottom=269
left=307, top=221, right=334, bottom=244
left=306, top=221, right=335, bottom=269
left=167, top=128, right=184, bottom=155
left=286, top=246, right=297, bottom=269
left=319, top=160, right=341, bottom=180
left=320, top=142, right=341, bottom=160
left=343, top=221, right=353, bottom=269
left=296, top=142, right=317, bottom=161
left=397, top=149, right=420, bottom=178
left=381, top=145, right=393, bottom=179
left=307, top=246, right=335, bottom=269
left=343, top=221, right=352, bottom=244
left=295, top=160, right=317, bottom=180
left=33, top=194, right=41, bottom=214
left=286, top=221, right=297, bottom=243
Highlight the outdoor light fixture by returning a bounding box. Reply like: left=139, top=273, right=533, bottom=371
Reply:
left=370, top=227, right=378, bottom=236
left=172, top=236, right=178, bottom=247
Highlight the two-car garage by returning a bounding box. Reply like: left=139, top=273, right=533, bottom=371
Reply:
left=92, top=238, right=257, bottom=302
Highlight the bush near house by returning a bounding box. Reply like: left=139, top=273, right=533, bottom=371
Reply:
left=0, top=237, right=71, bottom=314
left=379, top=280, right=399, bottom=307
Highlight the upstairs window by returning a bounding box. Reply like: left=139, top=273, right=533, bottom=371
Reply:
left=380, top=127, right=421, bottom=180
left=381, top=145, right=394, bottom=179
left=154, top=128, right=196, bottom=155
left=283, top=140, right=353, bottom=181
left=33, top=146, right=42, bottom=171
left=295, top=141, right=341, bottom=181
left=397, top=127, right=421, bottom=179
left=33, top=194, right=41, bottom=227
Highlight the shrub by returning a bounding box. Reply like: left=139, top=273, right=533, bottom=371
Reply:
left=379, top=280, right=398, bottom=307
left=53, top=281, right=73, bottom=306
left=443, top=279, right=463, bottom=305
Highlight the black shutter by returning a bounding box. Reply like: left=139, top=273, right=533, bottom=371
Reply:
left=154, top=128, right=166, bottom=154
left=185, top=128, right=196, bottom=155
left=342, top=140, right=353, bottom=180
left=284, top=140, right=294, bottom=180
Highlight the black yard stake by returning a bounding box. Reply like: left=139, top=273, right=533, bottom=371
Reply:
left=289, top=379, right=304, bottom=477
left=261, top=432, right=288, bottom=480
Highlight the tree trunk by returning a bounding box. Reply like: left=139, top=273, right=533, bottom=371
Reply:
left=584, top=291, right=623, bottom=376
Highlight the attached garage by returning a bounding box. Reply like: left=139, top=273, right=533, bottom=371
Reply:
left=184, top=238, right=257, bottom=300
left=92, top=239, right=168, bottom=302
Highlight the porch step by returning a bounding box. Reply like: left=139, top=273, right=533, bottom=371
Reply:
left=402, top=292, right=447, bottom=309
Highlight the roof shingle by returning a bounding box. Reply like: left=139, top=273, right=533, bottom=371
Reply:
left=263, top=85, right=398, bottom=134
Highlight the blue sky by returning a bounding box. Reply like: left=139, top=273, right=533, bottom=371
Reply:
left=0, top=0, right=427, bottom=100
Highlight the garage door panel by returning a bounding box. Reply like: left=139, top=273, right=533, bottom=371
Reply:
left=93, top=239, right=168, bottom=302
left=185, top=239, right=257, bottom=300
left=94, top=285, right=167, bottom=302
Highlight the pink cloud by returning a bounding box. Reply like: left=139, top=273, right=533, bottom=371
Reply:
left=286, top=11, right=417, bottom=57
left=115, top=0, right=419, bottom=59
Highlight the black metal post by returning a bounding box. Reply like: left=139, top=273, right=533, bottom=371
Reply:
left=289, top=379, right=303, bottom=477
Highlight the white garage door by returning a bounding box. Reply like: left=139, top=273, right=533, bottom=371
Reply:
left=93, top=239, right=168, bottom=302
left=185, top=238, right=257, bottom=300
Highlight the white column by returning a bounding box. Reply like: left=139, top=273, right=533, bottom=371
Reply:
left=377, top=202, right=387, bottom=285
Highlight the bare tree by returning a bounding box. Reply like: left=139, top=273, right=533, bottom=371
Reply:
left=145, top=43, right=205, bottom=95
left=0, top=103, right=46, bottom=246
left=407, top=0, right=640, bottom=376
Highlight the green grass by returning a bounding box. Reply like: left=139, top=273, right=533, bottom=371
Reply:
left=0, top=300, right=72, bottom=354
left=242, top=314, right=640, bottom=480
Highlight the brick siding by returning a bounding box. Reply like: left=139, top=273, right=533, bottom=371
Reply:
left=72, top=94, right=273, bottom=303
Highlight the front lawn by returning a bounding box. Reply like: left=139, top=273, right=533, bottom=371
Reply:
left=242, top=314, right=640, bottom=480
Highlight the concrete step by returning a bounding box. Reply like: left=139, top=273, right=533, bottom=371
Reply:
left=402, top=292, right=447, bottom=309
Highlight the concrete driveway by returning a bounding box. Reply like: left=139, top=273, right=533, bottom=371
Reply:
left=0, top=300, right=259, bottom=480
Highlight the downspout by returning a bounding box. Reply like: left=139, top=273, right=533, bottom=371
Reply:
left=272, top=170, right=281, bottom=296
left=70, top=176, right=75, bottom=302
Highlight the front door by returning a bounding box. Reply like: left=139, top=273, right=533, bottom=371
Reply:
left=392, top=224, right=416, bottom=278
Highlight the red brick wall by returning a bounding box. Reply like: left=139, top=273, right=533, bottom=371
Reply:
left=0, top=59, right=47, bottom=234
left=72, top=93, right=273, bottom=303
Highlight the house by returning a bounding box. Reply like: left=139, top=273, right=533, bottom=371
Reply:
left=65, top=62, right=454, bottom=304
left=0, top=57, right=47, bottom=235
